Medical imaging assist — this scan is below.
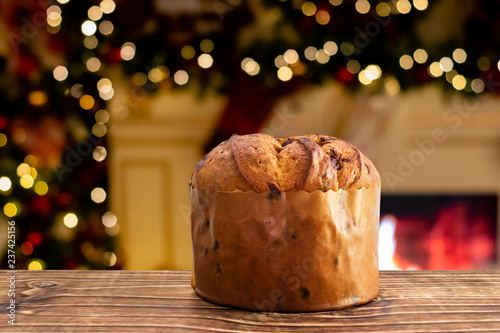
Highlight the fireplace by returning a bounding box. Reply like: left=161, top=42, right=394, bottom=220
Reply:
left=379, top=194, right=498, bottom=270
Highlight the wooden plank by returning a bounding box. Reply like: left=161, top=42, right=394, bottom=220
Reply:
left=0, top=270, right=499, bottom=332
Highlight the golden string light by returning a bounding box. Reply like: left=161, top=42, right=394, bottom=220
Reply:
left=277, top=67, right=293, bottom=81
left=284, top=49, right=299, bottom=64
left=452, top=48, right=467, bottom=63
left=174, top=70, right=189, bottom=84
left=302, top=2, right=317, bottom=16
left=396, top=0, right=412, bottom=14
left=347, top=60, right=361, bottom=74
left=439, top=57, right=454, bottom=72
left=63, top=213, right=78, bottom=228
left=315, top=49, right=330, bottom=64
left=81, top=20, right=97, bottom=36
left=323, top=41, right=338, bottom=56
left=399, top=54, right=414, bottom=70
left=304, top=46, right=318, bottom=61
left=355, top=0, right=371, bottom=14
left=413, top=49, right=428, bottom=64
left=0, top=176, right=12, bottom=192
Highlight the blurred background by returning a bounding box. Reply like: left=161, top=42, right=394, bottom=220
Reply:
left=0, top=0, right=498, bottom=270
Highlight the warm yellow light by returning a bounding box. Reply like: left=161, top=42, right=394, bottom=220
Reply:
left=47, top=10, right=62, bottom=27
left=29, top=91, right=47, bottom=106
left=97, top=78, right=112, bottom=93
left=277, top=67, right=293, bottom=81
left=91, top=187, right=107, bottom=203
left=275, top=55, right=287, bottom=68
left=478, top=56, right=491, bottom=71
left=413, top=0, right=428, bottom=11
left=35, top=181, right=49, bottom=195
left=358, top=70, right=372, bottom=85
left=452, top=48, right=467, bottom=64
left=24, top=155, right=37, bottom=167
left=399, top=55, right=414, bottom=70
left=79, top=95, right=95, bottom=110
left=355, top=0, right=370, bottom=14
left=0, top=133, right=6, bottom=147
left=47, top=6, right=61, bottom=16
left=95, top=110, right=110, bottom=124
left=133, top=72, right=147, bottom=86
left=396, top=0, right=412, bottom=14
left=340, top=42, right=354, bottom=56
left=197, top=54, right=214, bottom=69
left=102, top=211, right=118, bottom=227
left=17, top=163, right=31, bottom=177
left=100, top=0, right=116, bottom=14
left=20, top=175, right=34, bottom=189
left=428, top=62, right=443, bottom=77
left=105, top=224, right=120, bottom=237
left=93, top=146, right=107, bottom=162
left=365, top=64, right=382, bottom=80
left=3, top=203, right=17, bottom=217
left=445, top=69, right=457, bottom=83
left=57, top=0, right=70, bottom=4
left=30, top=167, right=37, bottom=180
left=200, top=39, right=214, bottom=53
left=64, top=213, right=78, bottom=228
left=81, top=20, right=97, bottom=36
left=498, top=60, right=500, bottom=71
left=439, top=57, right=454, bottom=72
left=99, top=89, right=114, bottom=101
left=385, top=76, right=401, bottom=95
left=120, top=42, right=136, bottom=61
left=315, top=10, right=330, bottom=25
left=92, top=123, right=107, bottom=137
left=452, top=75, right=466, bottom=90
left=103, top=252, right=117, bottom=267
left=0, top=177, right=12, bottom=192
left=88, top=5, right=103, bottom=21
left=84, top=35, right=98, bottom=49
left=147, top=68, right=161, bottom=83
left=284, top=49, right=299, bottom=64
left=99, top=20, right=114, bottom=35
left=315, top=49, right=330, bottom=64
left=324, top=41, right=338, bottom=56
left=304, top=46, right=318, bottom=61
left=71, top=84, right=84, bottom=98
left=53, top=65, right=68, bottom=81
left=28, top=260, right=44, bottom=270
left=86, top=57, right=101, bottom=72
left=181, top=45, right=195, bottom=60
left=173, top=70, right=189, bottom=85
left=241, top=58, right=260, bottom=76
left=376, top=2, right=391, bottom=17
left=347, top=60, right=361, bottom=74
left=302, top=2, right=317, bottom=16
left=329, top=0, right=342, bottom=5
left=471, top=78, right=485, bottom=94
left=413, top=49, right=428, bottom=64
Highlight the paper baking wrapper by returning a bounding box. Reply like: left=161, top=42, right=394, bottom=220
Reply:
left=190, top=185, right=380, bottom=312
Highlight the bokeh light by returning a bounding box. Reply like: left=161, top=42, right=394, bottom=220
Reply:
left=91, top=187, right=107, bottom=203
left=174, top=70, right=189, bottom=85
left=64, top=213, right=78, bottom=228
left=413, top=49, right=428, bottom=64
left=81, top=20, right=97, bottom=36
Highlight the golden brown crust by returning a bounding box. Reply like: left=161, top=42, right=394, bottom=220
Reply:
left=192, top=133, right=379, bottom=192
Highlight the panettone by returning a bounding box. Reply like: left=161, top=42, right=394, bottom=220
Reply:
left=190, top=133, right=380, bottom=312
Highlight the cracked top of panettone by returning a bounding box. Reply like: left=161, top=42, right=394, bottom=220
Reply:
left=191, top=133, right=380, bottom=192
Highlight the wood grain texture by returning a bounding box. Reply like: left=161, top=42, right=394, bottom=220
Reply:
left=0, top=270, right=499, bottom=332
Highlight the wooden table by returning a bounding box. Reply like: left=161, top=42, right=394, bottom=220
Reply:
left=1, top=270, right=499, bottom=332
